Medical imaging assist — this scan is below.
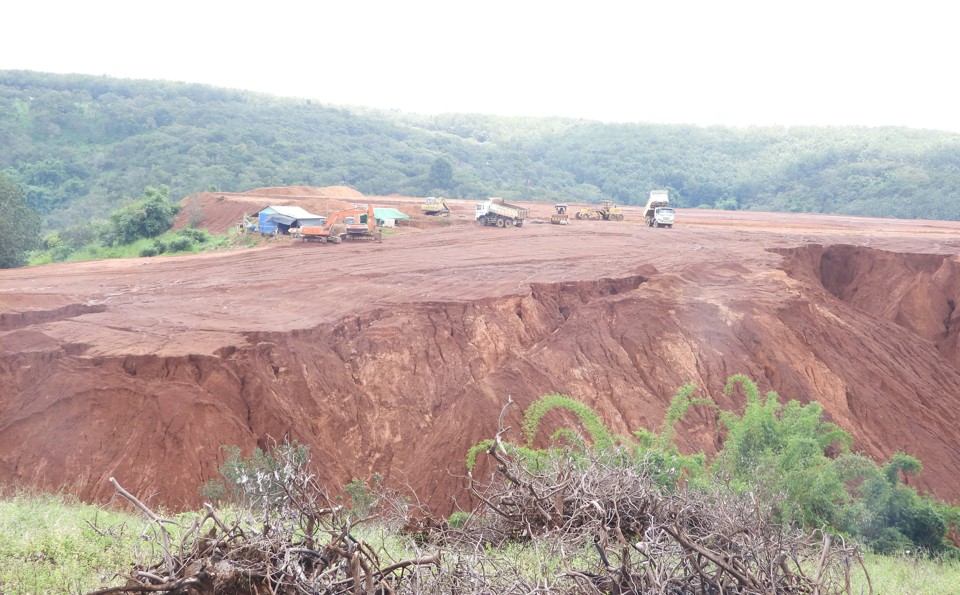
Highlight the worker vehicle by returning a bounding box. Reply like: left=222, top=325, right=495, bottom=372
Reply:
left=421, top=196, right=450, bottom=216
left=476, top=197, right=528, bottom=227
left=341, top=205, right=382, bottom=241
left=644, top=190, right=675, bottom=228
left=299, top=218, right=342, bottom=244
left=575, top=199, right=624, bottom=221
left=300, top=204, right=381, bottom=243
left=551, top=204, right=570, bottom=225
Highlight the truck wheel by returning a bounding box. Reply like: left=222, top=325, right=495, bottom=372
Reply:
left=516, top=219, right=524, bottom=227
left=496, top=218, right=505, bottom=228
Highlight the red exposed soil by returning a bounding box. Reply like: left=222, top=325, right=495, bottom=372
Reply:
left=4, top=188, right=960, bottom=512
left=174, top=186, right=366, bottom=233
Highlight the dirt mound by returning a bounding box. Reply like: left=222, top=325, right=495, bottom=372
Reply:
left=4, top=205, right=960, bottom=512
left=174, top=190, right=359, bottom=234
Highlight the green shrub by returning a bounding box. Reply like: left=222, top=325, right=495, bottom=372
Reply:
left=177, top=228, right=210, bottom=243
left=447, top=511, right=471, bottom=528
left=200, top=440, right=310, bottom=509
left=469, top=376, right=960, bottom=557
left=138, top=246, right=159, bottom=257
left=101, top=185, right=179, bottom=246
left=344, top=474, right=383, bottom=517
left=166, top=236, right=193, bottom=252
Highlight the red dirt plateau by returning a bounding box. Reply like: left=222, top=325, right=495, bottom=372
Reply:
left=3, top=191, right=960, bottom=512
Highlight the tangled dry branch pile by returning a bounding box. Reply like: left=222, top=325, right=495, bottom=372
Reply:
left=86, top=416, right=872, bottom=594
left=86, top=469, right=440, bottom=595
left=451, top=417, right=872, bottom=594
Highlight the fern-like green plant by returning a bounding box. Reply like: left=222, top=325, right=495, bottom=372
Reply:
left=521, top=393, right=615, bottom=450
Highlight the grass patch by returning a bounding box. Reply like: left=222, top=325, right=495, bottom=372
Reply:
left=852, top=551, right=960, bottom=593
left=2, top=490, right=959, bottom=593
left=29, top=228, right=254, bottom=265
left=0, top=492, right=153, bottom=593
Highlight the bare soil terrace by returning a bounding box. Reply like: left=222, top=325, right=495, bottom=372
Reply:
left=2, top=187, right=960, bottom=512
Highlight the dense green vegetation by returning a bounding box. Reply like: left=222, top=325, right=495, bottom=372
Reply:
left=481, top=376, right=960, bottom=558
left=3, top=69, right=960, bottom=232
left=25, top=183, right=261, bottom=266
left=0, top=174, right=40, bottom=267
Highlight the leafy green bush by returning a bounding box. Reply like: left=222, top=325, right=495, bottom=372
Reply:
left=176, top=228, right=210, bottom=243
left=100, top=185, right=179, bottom=246
left=715, top=374, right=852, bottom=528
left=138, top=246, right=159, bottom=257
left=200, top=440, right=310, bottom=510
left=343, top=474, right=383, bottom=517
left=469, top=376, right=960, bottom=557
left=166, top=236, right=193, bottom=252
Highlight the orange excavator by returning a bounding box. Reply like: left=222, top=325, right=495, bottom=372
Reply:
left=300, top=204, right=381, bottom=244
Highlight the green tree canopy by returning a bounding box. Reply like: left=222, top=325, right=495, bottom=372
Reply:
left=101, top=185, right=179, bottom=246
left=0, top=175, right=41, bottom=268
left=427, top=156, right=454, bottom=192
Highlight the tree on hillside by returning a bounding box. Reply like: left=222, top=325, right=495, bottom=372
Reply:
left=101, top=185, right=179, bottom=246
left=427, top=156, right=454, bottom=192
left=0, top=175, right=41, bottom=268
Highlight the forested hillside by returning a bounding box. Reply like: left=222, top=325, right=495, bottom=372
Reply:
left=3, top=69, right=960, bottom=229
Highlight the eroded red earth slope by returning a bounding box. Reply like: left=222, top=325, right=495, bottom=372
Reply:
left=2, top=189, right=960, bottom=511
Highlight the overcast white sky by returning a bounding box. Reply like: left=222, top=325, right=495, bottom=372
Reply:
left=4, top=0, right=959, bottom=131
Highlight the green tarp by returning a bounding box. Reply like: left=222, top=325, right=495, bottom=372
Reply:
left=373, top=208, right=410, bottom=220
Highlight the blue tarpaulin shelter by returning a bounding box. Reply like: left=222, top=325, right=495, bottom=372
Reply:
left=255, top=206, right=326, bottom=234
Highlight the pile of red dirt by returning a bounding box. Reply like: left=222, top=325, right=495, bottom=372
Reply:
left=4, top=199, right=960, bottom=513
left=173, top=186, right=365, bottom=234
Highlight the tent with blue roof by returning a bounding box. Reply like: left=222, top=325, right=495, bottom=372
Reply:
left=253, top=206, right=326, bottom=234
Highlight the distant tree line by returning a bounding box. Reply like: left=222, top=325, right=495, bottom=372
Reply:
left=2, top=69, right=960, bottom=230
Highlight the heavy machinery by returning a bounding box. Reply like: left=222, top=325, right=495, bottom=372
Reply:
left=300, top=204, right=381, bottom=243
left=298, top=216, right=340, bottom=244
left=476, top=197, right=529, bottom=227
left=644, top=190, right=675, bottom=228
left=421, top=196, right=450, bottom=216
left=575, top=199, right=624, bottom=221
left=551, top=204, right=570, bottom=225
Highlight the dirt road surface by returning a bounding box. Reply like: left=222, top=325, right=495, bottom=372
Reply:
left=3, top=189, right=960, bottom=512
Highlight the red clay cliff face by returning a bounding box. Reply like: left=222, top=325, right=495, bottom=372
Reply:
left=2, top=192, right=960, bottom=512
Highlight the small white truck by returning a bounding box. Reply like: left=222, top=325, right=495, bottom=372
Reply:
left=644, top=190, right=675, bottom=228
left=476, top=197, right=529, bottom=227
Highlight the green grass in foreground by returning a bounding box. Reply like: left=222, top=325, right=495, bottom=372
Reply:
left=1, top=492, right=959, bottom=594
left=854, top=551, right=960, bottom=593
left=0, top=492, right=157, bottom=594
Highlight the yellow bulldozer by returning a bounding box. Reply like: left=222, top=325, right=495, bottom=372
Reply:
left=575, top=199, right=624, bottom=221
left=421, top=196, right=450, bottom=216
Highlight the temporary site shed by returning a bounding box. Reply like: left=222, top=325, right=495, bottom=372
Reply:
left=254, top=206, right=326, bottom=234
left=373, top=207, right=410, bottom=228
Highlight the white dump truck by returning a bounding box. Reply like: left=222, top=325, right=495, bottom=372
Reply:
left=476, top=197, right=529, bottom=227
left=644, top=190, right=675, bottom=228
